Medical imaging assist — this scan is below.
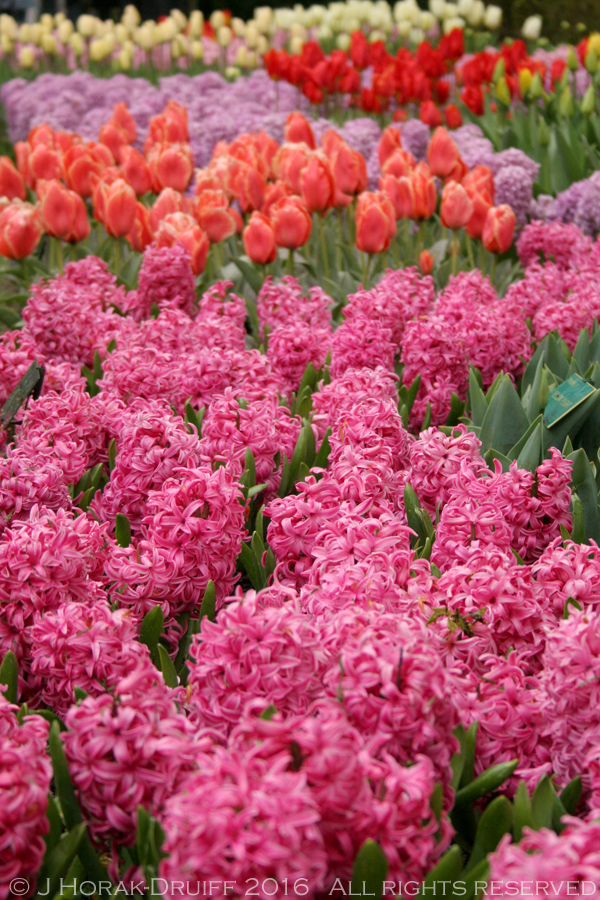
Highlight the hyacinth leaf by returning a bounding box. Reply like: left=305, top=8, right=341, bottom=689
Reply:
left=552, top=788, right=569, bottom=834
left=278, top=454, right=290, bottom=497
left=184, top=401, right=204, bottom=436
left=480, top=376, right=529, bottom=456
left=451, top=725, right=466, bottom=791
left=0, top=304, right=22, bottom=329
left=239, top=542, right=265, bottom=591
left=422, top=401, right=432, bottom=432
left=468, top=369, right=488, bottom=427
left=287, top=428, right=307, bottom=492
left=513, top=780, right=534, bottom=842
left=416, top=845, right=463, bottom=898
left=304, top=420, right=316, bottom=470
left=139, top=606, right=164, bottom=666
left=199, top=580, right=216, bottom=623
left=454, top=759, right=518, bottom=806
left=449, top=858, right=490, bottom=900
left=313, top=427, right=332, bottom=471
left=35, top=822, right=87, bottom=900
left=137, top=807, right=167, bottom=893
left=483, top=448, right=511, bottom=473
left=115, top=513, right=131, bottom=548
left=351, top=839, right=388, bottom=900
left=465, top=796, right=513, bottom=873
left=460, top=722, right=478, bottom=790
left=1, top=360, right=45, bottom=426
left=404, top=373, right=422, bottom=416
left=516, top=422, right=543, bottom=472
left=48, top=721, right=108, bottom=881
left=0, top=650, right=18, bottom=704
left=297, top=362, right=318, bottom=396
left=446, top=393, right=465, bottom=427
left=571, top=493, right=586, bottom=544
left=73, top=687, right=88, bottom=703
left=107, top=438, right=117, bottom=472
left=232, top=256, right=263, bottom=296
left=560, top=776, right=582, bottom=815
left=525, top=357, right=546, bottom=422
left=531, top=775, right=556, bottom=830
left=265, top=548, right=276, bottom=582
left=567, top=449, right=600, bottom=543
left=507, top=414, right=542, bottom=462
left=44, top=794, right=62, bottom=857
left=158, top=645, right=178, bottom=689
left=563, top=596, right=583, bottom=619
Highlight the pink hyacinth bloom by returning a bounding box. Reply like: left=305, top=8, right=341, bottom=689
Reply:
left=256, top=275, right=332, bottom=339
left=311, top=366, right=399, bottom=441
left=408, top=425, right=488, bottom=515
left=330, top=315, right=396, bottom=380
left=121, top=243, right=197, bottom=321
left=517, top=220, right=593, bottom=270
left=266, top=321, right=332, bottom=396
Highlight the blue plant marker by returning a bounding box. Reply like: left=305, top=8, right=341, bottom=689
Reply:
left=543, top=374, right=595, bottom=428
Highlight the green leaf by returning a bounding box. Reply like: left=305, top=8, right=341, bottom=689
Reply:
left=115, top=513, right=131, bottom=548
left=44, top=794, right=62, bottom=857
left=543, top=389, right=600, bottom=455
left=466, top=796, right=513, bottom=872
left=480, top=376, right=530, bottom=456
left=278, top=453, right=290, bottom=497
left=199, top=580, right=216, bottom=623
left=351, top=839, right=388, bottom=900
left=513, top=780, right=534, bottom=842
left=454, top=759, right=519, bottom=806
left=460, top=722, right=478, bottom=789
left=1, top=361, right=45, bottom=426
left=483, top=448, right=512, bottom=473
left=0, top=650, right=18, bottom=704
left=158, top=645, right=178, bottom=688
left=516, top=421, right=543, bottom=471
left=526, top=357, right=548, bottom=422
left=416, top=846, right=463, bottom=898
left=567, top=449, right=600, bottom=543
left=287, top=427, right=307, bottom=492
left=571, top=493, right=586, bottom=543
left=422, top=401, right=432, bottom=432
left=468, top=368, right=488, bottom=427
left=239, top=542, right=263, bottom=590
left=231, top=256, right=263, bottom=295
left=573, top=326, right=592, bottom=373
left=405, top=373, right=422, bottom=416
left=107, top=438, right=117, bottom=472
left=446, top=392, right=465, bottom=427
left=531, top=775, right=556, bottom=830
left=563, top=596, right=583, bottom=618
left=560, top=776, right=582, bottom=815
left=139, top=606, right=164, bottom=664
left=313, top=427, right=332, bottom=470
left=508, top=414, right=543, bottom=461
left=449, top=858, right=490, bottom=900
left=36, top=823, right=87, bottom=900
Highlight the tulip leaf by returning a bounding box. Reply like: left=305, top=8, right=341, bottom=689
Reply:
left=468, top=368, right=488, bottom=427
left=508, top=414, right=542, bottom=461
left=44, top=793, right=62, bottom=857
left=465, top=796, right=512, bottom=872
left=480, top=376, right=529, bottom=456
left=526, top=357, right=547, bottom=422
left=516, top=421, right=543, bottom=471
left=1, top=360, right=45, bottom=426
left=483, top=448, right=512, bottom=473
left=232, top=256, right=263, bottom=296
left=446, top=393, right=465, bottom=427
left=139, top=606, right=165, bottom=664
left=351, top=839, right=388, bottom=900
left=449, top=858, right=490, bottom=900
left=0, top=650, right=18, bottom=704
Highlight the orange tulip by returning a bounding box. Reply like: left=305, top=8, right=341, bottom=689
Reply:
left=329, top=142, right=368, bottom=204
left=465, top=189, right=493, bottom=240
left=99, top=120, right=130, bottom=164
left=147, top=143, right=194, bottom=194
left=419, top=249, right=434, bottom=275
left=64, top=146, right=108, bottom=198
left=463, top=165, right=495, bottom=204
left=155, top=212, right=209, bottom=274
left=149, top=187, right=188, bottom=234
left=355, top=191, right=396, bottom=254
left=144, top=100, right=189, bottom=153
left=482, top=205, right=516, bottom=253
left=262, top=180, right=293, bottom=217
left=0, top=157, right=26, bottom=201
left=120, top=146, right=152, bottom=197
left=427, top=126, right=461, bottom=179
left=284, top=112, right=316, bottom=150
left=276, top=143, right=312, bottom=195
left=243, top=211, right=277, bottom=265
left=38, top=179, right=90, bottom=243
left=410, top=163, right=437, bottom=220
left=111, top=102, right=137, bottom=143
left=0, top=201, right=42, bottom=258
left=126, top=201, right=153, bottom=253
left=440, top=181, right=474, bottom=230
left=300, top=153, right=335, bottom=214
left=270, top=196, right=312, bottom=249
left=101, top=178, right=138, bottom=238
left=378, top=125, right=403, bottom=169
left=192, top=190, right=237, bottom=243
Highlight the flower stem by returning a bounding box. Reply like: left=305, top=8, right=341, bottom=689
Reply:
left=451, top=232, right=458, bottom=276
left=287, top=248, right=294, bottom=276
left=466, top=233, right=476, bottom=269
left=318, top=214, right=329, bottom=281
left=362, top=252, right=371, bottom=288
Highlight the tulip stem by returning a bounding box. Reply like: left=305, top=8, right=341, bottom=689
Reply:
left=287, top=248, right=294, bottom=276
left=337, top=212, right=343, bottom=271
left=479, top=241, right=485, bottom=274
left=56, top=239, right=63, bottom=274
left=451, top=232, right=458, bottom=276
left=362, top=252, right=371, bottom=288
left=114, top=239, right=121, bottom=279
left=491, top=255, right=497, bottom=283
left=466, top=233, right=476, bottom=269
left=318, top=215, right=329, bottom=281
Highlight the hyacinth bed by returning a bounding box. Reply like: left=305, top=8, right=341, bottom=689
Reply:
left=5, top=7, right=600, bottom=900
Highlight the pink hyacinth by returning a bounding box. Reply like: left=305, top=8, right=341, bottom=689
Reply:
left=330, top=315, right=396, bottom=380
left=311, top=366, right=399, bottom=440
left=504, top=260, right=568, bottom=321
left=0, top=330, right=41, bottom=410
left=401, top=316, right=469, bottom=428
left=95, top=399, right=203, bottom=530
left=517, top=220, right=593, bottom=270
left=187, top=593, right=329, bottom=734
left=532, top=538, right=600, bottom=616
left=142, top=465, right=246, bottom=610
left=62, top=665, right=200, bottom=850
left=486, top=818, right=600, bottom=899
left=62, top=255, right=127, bottom=311
left=121, top=243, right=197, bottom=320
left=343, top=266, right=435, bottom=348
left=28, top=599, right=149, bottom=717
left=0, top=698, right=52, bottom=900
left=436, top=270, right=498, bottom=321
left=328, top=395, right=412, bottom=473
left=533, top=289, right=600, bottom=351
left=182, top=347, right=286, bottom=410
left=432, top=493, right=514, bottom=570
left=159, top=745, right=328, bottom=899
left=0, top=450, right=71, bottom=533
left=256, top=275, right=332, bottom=339
left=409, top=425, right=487, bottom=515
left=266, top=321, right=332, bottom=395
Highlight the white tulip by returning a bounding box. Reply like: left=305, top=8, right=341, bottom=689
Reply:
left=118, top=47, right=132, bottom=69
left=457, top=0, right=473, bottom=18
left=191, top=39, right=203, bottom=60
left=289, top=34, right=305, bottom=54
left=69, top=32, right=84, bottom=55
left=225, top=66, right=240, bottom=79
left=369, top=28, right=385, bottom=41
left=77, top=14, right=97, bottom=37
left=170, top=9, right=187, bottom=31
left=317, top=24, right=333, bottom=40
left=188, top=10, right=204, bottom=38
left=217, top=25, right=232, bottom=47
left=1, top=16, right=18, bottom=39
left=122, top=5, right=140, bottom=29
left=429, top=0, right=446, bottom=20
left=290, top=21, right=306, bottom=38
left=483, top=4, right=502, bottom=28
left=256, top=34, right=269, bottom=54
left=409, top=26, right=425, bottom=43
left=419, top=10, right=436, bottom=29
left=18, top=45, right=34, bottom=67
left=443, top=15, right=465, bottom=31
left=40, top=13, right=54, bottom=30
left=210, top=11, right=226, bottom=30
left=444, top=3, right=459, bottom=19
left=18, top=23, right=31, bottom=43
left=231, top=17, right=246, bottom=37
left=467, top=0, right=484, bottom=27
left=521, top=14, right=542, bottom=40
left=0, top=34, right=13, bottom=53
left=254, top=6, right=274, bottom=33
left=397, top=20, right=411, bottom=36
left=274, top=8, right=295, bottom=29
left=336, top=32, right=351, bottom=49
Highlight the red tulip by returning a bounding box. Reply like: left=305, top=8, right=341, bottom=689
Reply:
left=427, top=127, right=461, bottom=179
left=27, top=143, right=65, bottom=189
left=262, top=180, right=292, bottom=217
left=465, top=189, right=493, bottom=239
left=482, top=205, right=516, bottom=253
left=147, top=143, right=194, bottom=194
left=0, top=157, right=26, bottom=201
left=149, top=188, right=187, bottom=234
left=355, top=191, right=396, bottom=254
left=378, top=125, right=403, bottom=169
left=120, top=146, right=152, bottom=196
left=99, top=120, right=130, bottom=164
left=126, top=202, right=153, bottom=252
left=192, top=189, right=237, bottom=243
left=91, top=168, right=121, bottom=224
left=227, top=159, right=266, bottom=214
left=155, top=212, right=209, bottom=274
left=420, top=100, right=443, bottom=128
left=329, top=143, right=368, bottom=205
left=38, top=179, right=90, bottom=243
left=101, top=178, right=138, bottom=238
left=440, top=181, right=474, bottom=230
left=284, top=113, right=316, bottom=150
left=195, top=167, right=226, bottom=195
left=64, top=146, right=108, bottom=198
left=419, top=249, right=434, bottom=275
left=270, top=196, right=312, bottom=249
left=350, top=30, right=370, bottom=70
left=300, top=153, right=335, bottom=213
left=111, top=102, right=137, bottom=143
left=463, top=165, right=495, bottom=204
left=0, top=201, right=42, bottom=258
left=144, top=100, right=189, bottom=153
left=243, top=211, right=277, bottom=265
left=444, top=104, right=463, bottom=129
left=381, top=148, right=414, bottom=179
left=276, top=143, right=312, bottom=195
left=411, top=163, right=438, bottom=220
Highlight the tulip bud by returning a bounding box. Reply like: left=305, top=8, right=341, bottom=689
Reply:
left=491, top=57, right=505, bottom=83
left=0, top=201, right=42, bottom=259
left=39, top=179, right=90, bottom=243
left=581, top=84, right=596, bottom=114
left=482, top=204, right=515, bottom=253
left=355, top=191, right=396, bottom=254
left=494, top=76, right=511, bottom=107
left=155, top=212, right=209, bottom=275
left=518, top=68, right=533, bottom=98
left=559, top=86, right=574, bottom=116
left=191, top=39, right=203, bottom=61
left=559, top=67, right=570, bottom=89
left=586, top=47, right=598, bottom=73
left=0, top=156, right=26, bottom=201
left=217, top=26, right=232, bottom=48
left=69, top=33, right=84, bottom=56
left=189, top=10, right=204, bottom=37
left=243, top=211, right=277, bottom=265
left=99, top=178, right=137, bottom=238
left=567, top=46, right=579, bottom=70
left=270, top=196, right=312, bottom=249
left=537, top=117, right=550, bottom=146
left=529, top=71, right=544, bottom=99
left=419, top=249, right=434, bottom=275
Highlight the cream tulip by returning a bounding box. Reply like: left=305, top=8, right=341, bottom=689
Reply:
left=18, top=45, right=34, bottom=67
left=77, top=14, right=97, bottom=37
left=191, top=39, right=203, bottom=59
left=209, top=11, right=226, bottom=30
left=483, top=4, right=502, bottom=29
left=58, top=19, right=74, bottom=42
left=522, top=14, right=542, bottom=40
